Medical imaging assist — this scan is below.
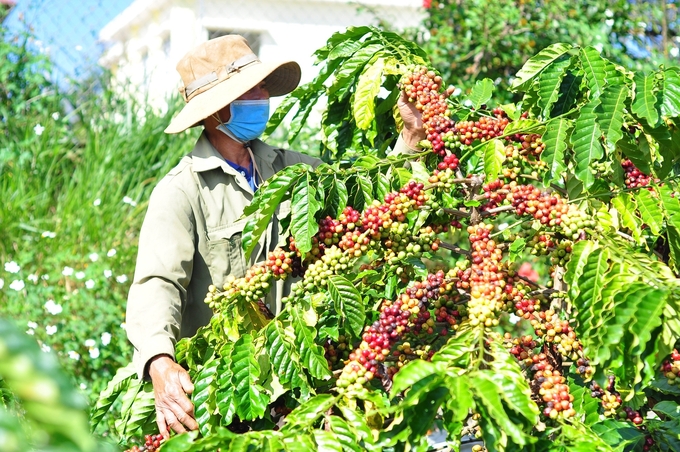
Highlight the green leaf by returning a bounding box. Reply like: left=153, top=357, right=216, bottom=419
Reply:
left=596, top=84, right=629, bottom=149
left=632, top=74, right=659, bottom=127
left=511, top=43, right=573, bottom=91
left=353, top=57, right=385, bottom=130
left=329, top=416, right=362, bottom=452
left=666, top=215, right=680, bottom=274
left=573, top=247, right=610, bottom=333
left=282, top=393, right=338, bottom=429
left=571, top=98, right=604, bottom=189
left=618, top=136, right=651, bottom=175
left=265, top=320, right=308, bottom=389
left=216, top=343, right=237, bottom=425
left=313, top=429, right=344, bottom=452
left=635, top=188, right=663, bottom=236
left=327, top=275, right=365, bottom=337
left=242, top=166, right=305, bottom=260
left=472, top=372, right=529, bottom=447
left=290, top=173, right=323, bottom=256
left=552, top=71, right=582, bottom=116
left=579, top=46, right=608, bottom=100
left=661, top=70, right=680, bottom=118
left=483, top=139, right=506, bottom=183
left=564, top=240, right=598, bottom=300
left=390, top=360, right=441, bottom=396
left=231, top=334, right=269, bottom=420
left=329, top=43, right=384, bottom=98
left=508, top=237, right=526, bottom=263
left=660, top=184, right=680, bottom=219
left=541, top=118, right=571, bottom=184
left=538, top=55, right=572, bottom=118
left=90, top=363, right=135, bottom=431
left=467, top=78, right=494, bottom=110
left=194, top=358, right=219, bottom=436
left=611, top=192, right=642, bottom=243
left=290, top=306, right=333, bottom=380
left=501, top=118, right=542, bottom=136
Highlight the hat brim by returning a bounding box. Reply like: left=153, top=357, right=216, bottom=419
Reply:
left=165, top=60, right=301, bottom=134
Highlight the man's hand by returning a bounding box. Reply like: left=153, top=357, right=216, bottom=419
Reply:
left=397, top=91, right=426, bottom=150
left=148, top=354, right=198, bottom=439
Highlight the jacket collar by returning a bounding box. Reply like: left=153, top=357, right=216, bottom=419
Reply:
left=190, top=132, right=279, bottom=180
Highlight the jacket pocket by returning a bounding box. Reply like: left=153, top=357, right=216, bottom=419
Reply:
left=206, top=220, right=248, bottom=285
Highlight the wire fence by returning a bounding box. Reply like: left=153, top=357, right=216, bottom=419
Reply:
left=3, top=0, right=426, bottom=103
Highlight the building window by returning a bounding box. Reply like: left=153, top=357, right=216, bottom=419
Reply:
left=208, top=29, right=261, bottom=55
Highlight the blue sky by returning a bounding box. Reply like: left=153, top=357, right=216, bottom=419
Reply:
left=4, top=0, right=132, bottom=83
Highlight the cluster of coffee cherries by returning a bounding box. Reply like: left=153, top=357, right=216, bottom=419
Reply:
left=482, top=181, right=597, bottom=240
left=336, top=271, right=449, bottom=391
left=622, top=159, right=654, bottom=189
left=399, top=66, right=456, bottom=157
left=530, top=352, right=576, bottom=420
left=205, top=263, right=272, bottom=311
left=464, top=223, right=507, bottom=327
left=590, top=375, right=622, bottom=417
left=124, top=434, right=164, bottom=452
left=323, top=335, right=351, bottom=370
left=533, top=313, right=580, bottom=360
left=265, top=248, right=304, bottom=279
left=661, top=348, right=680, bottom=384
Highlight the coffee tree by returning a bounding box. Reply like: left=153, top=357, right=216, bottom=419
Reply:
left=93, top=27, right=680, bottom=451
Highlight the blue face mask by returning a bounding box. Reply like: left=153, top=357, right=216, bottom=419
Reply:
left=216, top=99, right=270, bottom=143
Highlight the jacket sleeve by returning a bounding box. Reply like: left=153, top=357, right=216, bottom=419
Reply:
left=126, top=177, right=196, bottom=379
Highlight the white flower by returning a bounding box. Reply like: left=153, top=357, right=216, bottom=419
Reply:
left=605, top=8, right=613, bottom=17
left=508, top=313, right=521, bottom=324
left=671, top=47, right=679, bottom=58
left=26, top=329, right=35, bottom=335
left=9, top=280, right=25, bottom=291
left=44, top=299, right=63, bottom=315
left=89, top=347, right=100, bottom=359
left=463, top=99, right=473, bottom=107
left=93, top=198, right=101, bottom=207
left=45, top=325, right=58, bottom=335
left=107, top=248, right=117, bottom=257
left=51, top=112, right=60, bottom=121
left=80, top=383, right=87, bottom=390
left=120, top=322, right=127, bottom=330
left=84, top=339, right=96, bottom=348
left=4, top=261, right=20, bottom=273
left=41, top=230, right=56, bottom=238
left=452, top=87, right=462, bottom=97
left=62, top=266, right=74, bottom=276
left=68, top=350, right=80, bottom=360
left=122, top=196, right=137, bottom=207
left=27, top=321, right=38, bottom=329
left=101, top=332, right=112, bottom=346
left=41, top=274, right=49, bottom=280
left=116, top=274, right=128, bottom=284
left=605, top=19, right=614, bottom=27
left=28, top=274, right=38, bottom=283
left=89, top=253, right=99, bottom=262
left=75, top=271, right=85, bottom=280
left=41, top=343, right=51, bottom=353
left=34, top=123, right=45, bottom=136
left=104, top=269, right=112, bottom=278
left=85, top=279, right=95, bottom=289
left=0, top=278, right=4, bottom=289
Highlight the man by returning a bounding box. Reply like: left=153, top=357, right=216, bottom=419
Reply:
left=125, top=34, right=425, bottom=439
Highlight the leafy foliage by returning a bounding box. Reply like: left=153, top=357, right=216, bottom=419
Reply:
left=96, top=27, right=680, bottom=452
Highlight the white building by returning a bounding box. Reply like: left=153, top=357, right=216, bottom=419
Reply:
left=98, top=0, right=425, bottom=109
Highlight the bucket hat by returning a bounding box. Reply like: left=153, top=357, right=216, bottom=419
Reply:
left=165, top=34, right=301, bottom=134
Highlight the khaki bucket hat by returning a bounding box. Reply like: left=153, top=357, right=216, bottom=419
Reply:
left=165, top=35, right=301, bottom=134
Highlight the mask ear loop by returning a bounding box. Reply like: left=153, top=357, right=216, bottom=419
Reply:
left=244, top=143, right=261, bottom=190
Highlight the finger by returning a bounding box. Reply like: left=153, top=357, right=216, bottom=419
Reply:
left=163, top=409, right=188, bottom=435
left=176, top=409, right=199, bottom=431
left=155, top=409, right=170, bottom=440
left=178, top=371, right=195, bottom=394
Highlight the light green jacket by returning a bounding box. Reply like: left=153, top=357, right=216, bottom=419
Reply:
left=126, top=133, right=321, bottom=378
